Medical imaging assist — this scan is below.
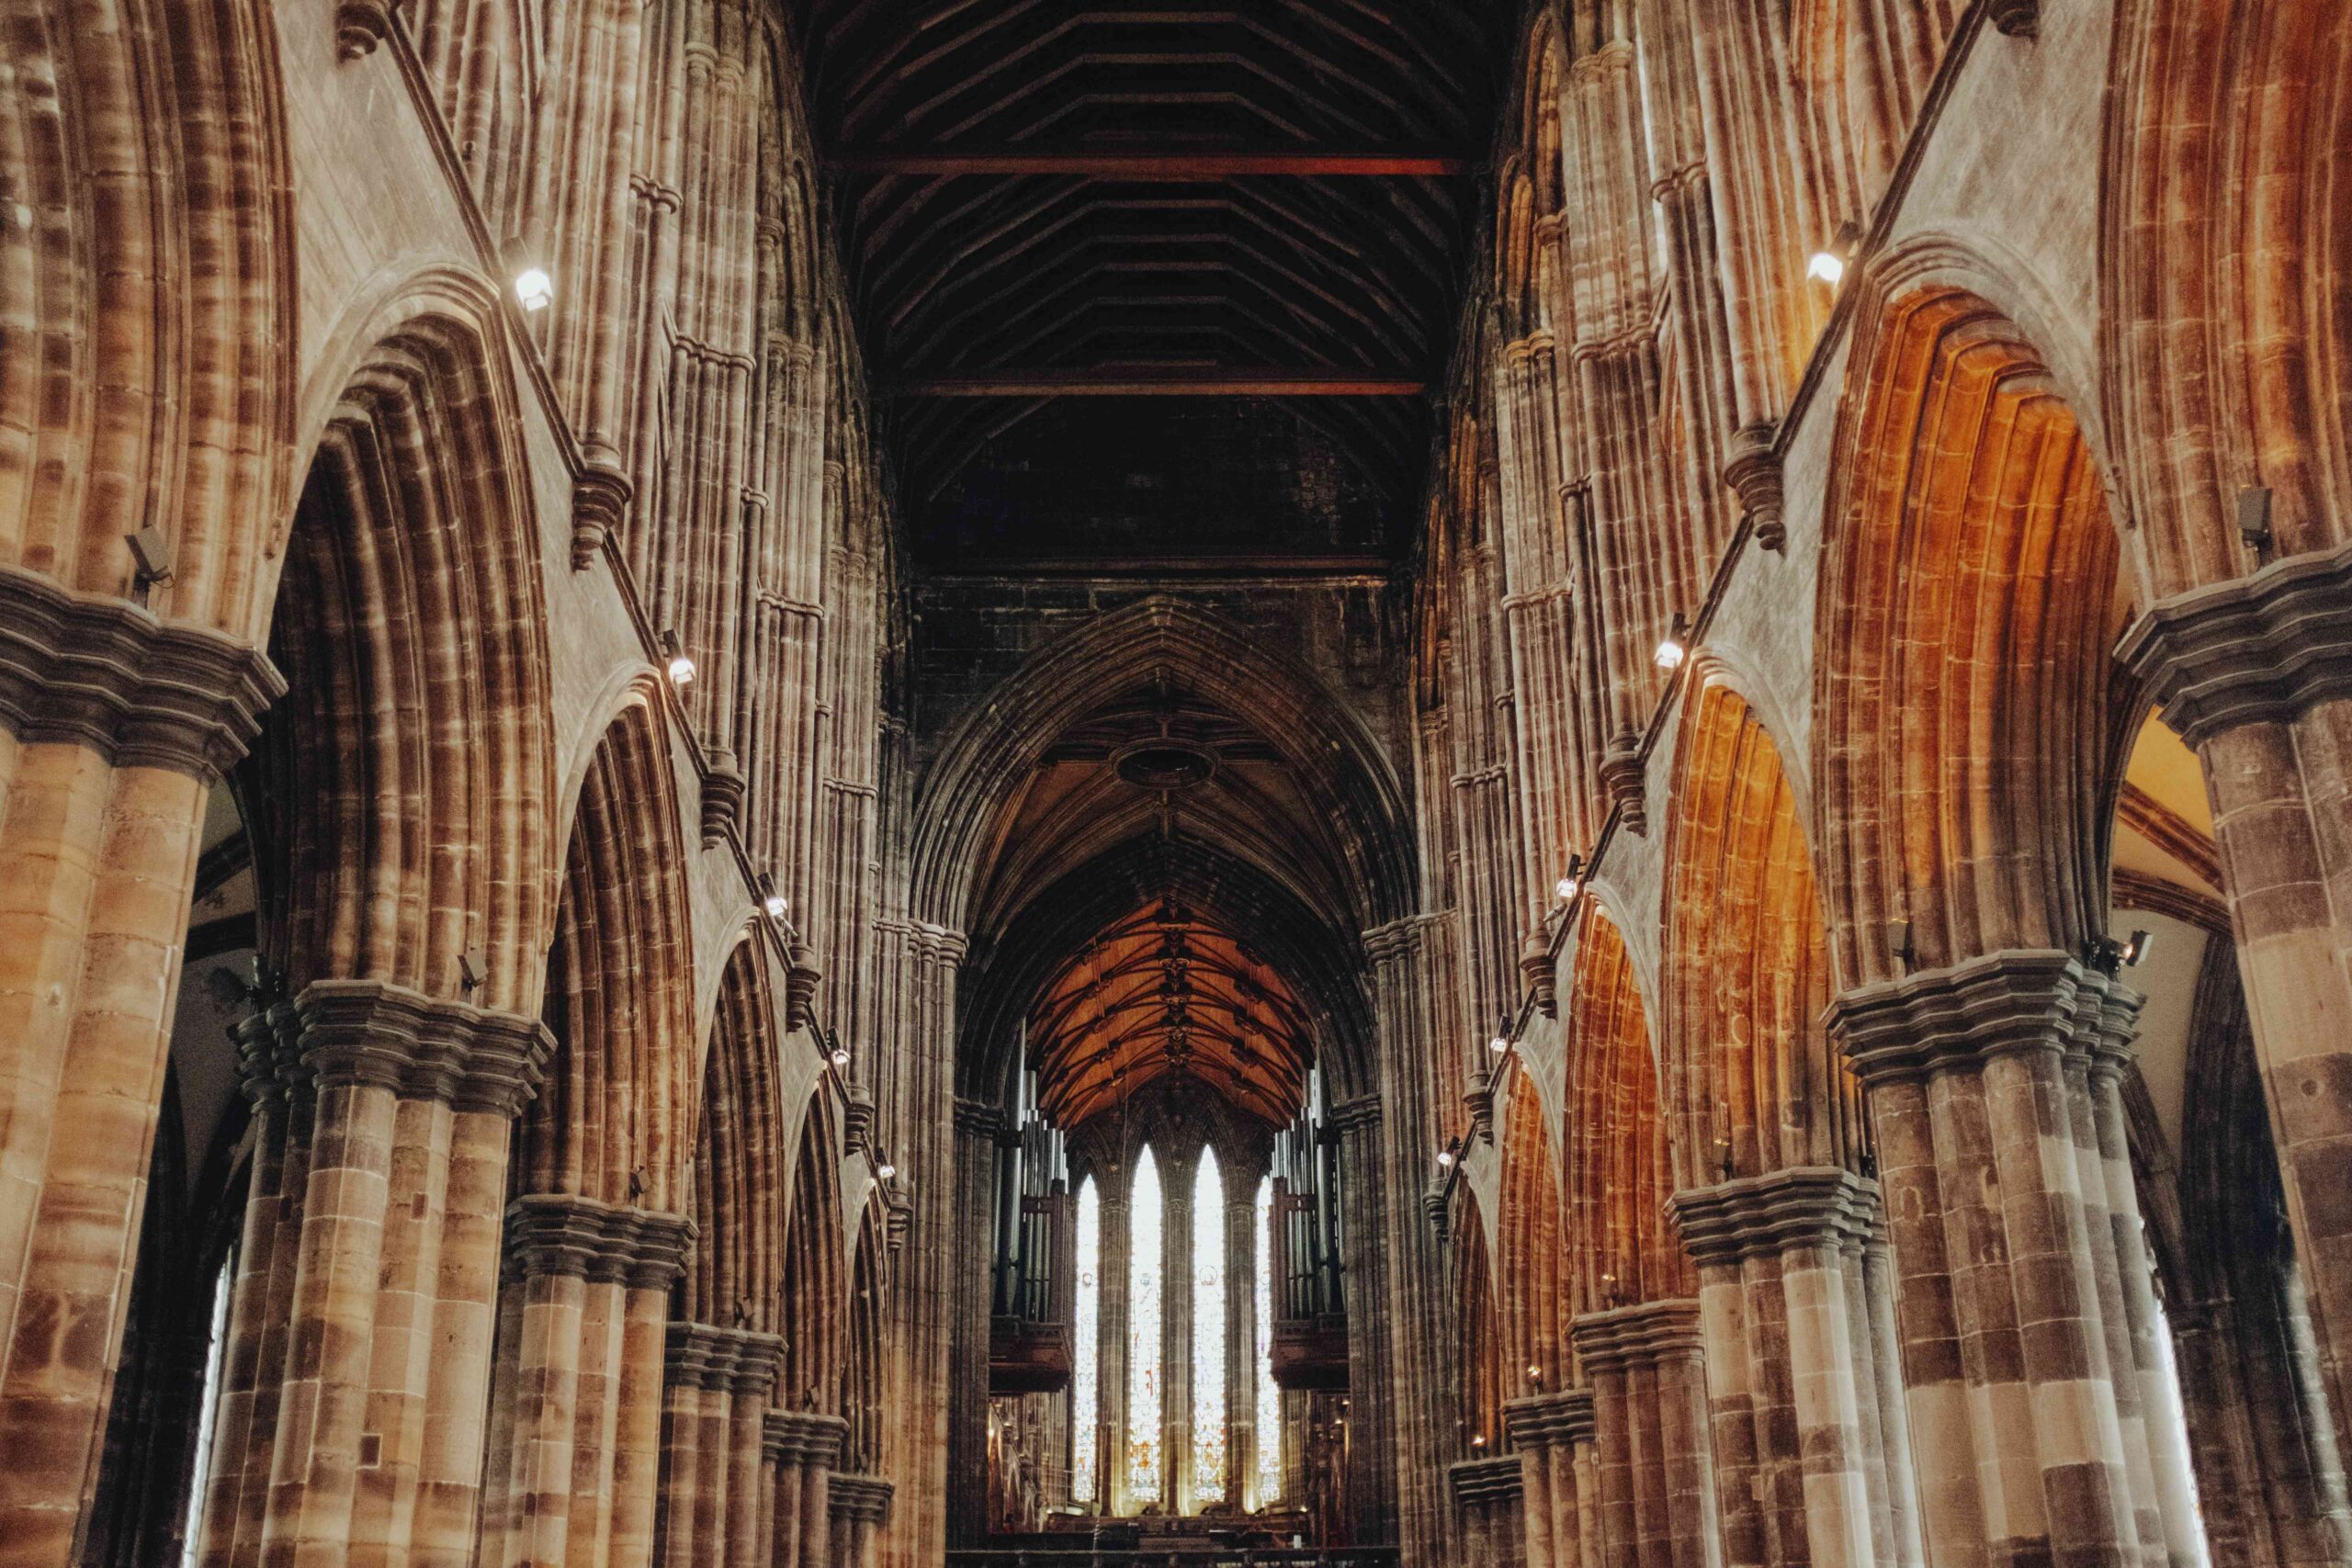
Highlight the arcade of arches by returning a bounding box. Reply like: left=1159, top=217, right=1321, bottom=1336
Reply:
left=2, top=3, right=2350, bottom=1568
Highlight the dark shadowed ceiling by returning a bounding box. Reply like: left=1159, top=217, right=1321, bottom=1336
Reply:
left=786, top=1, right=1515, bottom=567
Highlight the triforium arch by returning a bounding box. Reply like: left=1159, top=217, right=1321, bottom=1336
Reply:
left=658, top=933, right=798, bottom=1568
left=1658, top=672, right=1920, bottom=1568
left=481, top=694, right=701, bottom=1568
left=190, top=295, right=561, bottom=1568
left=1555, top=908, right=1713, bottom=1568
left=2104, top=3, right=2352, bottom=1498
left=1818, top=277, right=2205, bottom=1568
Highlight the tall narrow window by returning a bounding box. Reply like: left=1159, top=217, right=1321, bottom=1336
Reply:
left=1071, top=1176, right=1102, bottom=1504
left=1126, top=1146, right=1165, bottom=1504
left=1191, top=1148, right=1227, bottom=1508
left=180, top=1252, right=233, bottom=1568
left=1253, top=1173, right=1281, bottom=1508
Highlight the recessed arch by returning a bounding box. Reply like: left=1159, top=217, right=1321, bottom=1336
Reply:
left=1559, top=911, right=1690, bottom=1323
left=522, top=694, right=700, bottom=1212
left=1661, top=680, right=1862, bottom=1191
left=778, top=1087, right=848, bottom=1411
left=1495, top=1079, right=1568, bottom=1398
left=1813, top=284, right=2127, bottom=987
left=244, top=309, right=557, bottom=1014
left=683, top=940, right=790, bottom=1333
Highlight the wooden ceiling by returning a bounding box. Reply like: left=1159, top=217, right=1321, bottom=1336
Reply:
left=1029, top=899, right=1314, bottom=1130
left=786, top=1, right=1513, bottom=560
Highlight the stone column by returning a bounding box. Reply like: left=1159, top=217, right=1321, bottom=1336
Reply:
left=188, top=981, right=548, bottom=1568
left=1572, top=1301, right=1721, bottom=1568
left=477, top=1195, right=693, bottom=1568
left=1670, top=1167, right=1918, bottom=1568
left=1163, top=1157, right=1194, bottom=1512
left=1226, top=1176, right=1257, bottom=1510
left=946, top=1099, right=1001, bottom=1544
left=1508, top=1393, right=1597, bottom=1568
left=657, top=1323, right=785, bottom=1568
left=1829, top=951, right=2205, bottom=1568
left=2121, top=545, right=2352, bottom=1480
left=1453, top=1455, right=1529, bottom=1568
left=0, top=567, right=281, bottom=1562
left=826, top=1474, right=893, bottom=1568
left=763, top=1411, right=846, bottom=1568
left=1100, top=1191, right=1132, bottom=1515
left=1329, top=1092, right=1396, bottom=1543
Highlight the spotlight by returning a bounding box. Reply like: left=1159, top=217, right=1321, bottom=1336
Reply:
left=1527, top=1365, right=1543, bottom=1382
left=765, top=893, right=789, bottom=920
left=662, top=630, right=695, bottom=687
left=1437, top=1147, right=1455, bottom=1169
left=2122, top=929, right=2154, bottom=967
left=1489, top=1034, right=1510, bottom=1056
left=1555, top=853, right=1584, bottom=904
left=831, top=1045, right=851, bottom=1069
left=1655, top=611, right=1690, bottom=671
left=1470, top=1434, right=1487, bottom=1450
left=877, top=1162, right=898, bottom=1181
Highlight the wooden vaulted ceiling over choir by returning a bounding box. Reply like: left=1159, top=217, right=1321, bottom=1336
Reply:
left=786, top=1, right=1514, bottom=564
left=1029, top=900, right=1313, bottom=1130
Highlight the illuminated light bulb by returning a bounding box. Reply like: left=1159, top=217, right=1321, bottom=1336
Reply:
left=1470, top=1434, right=1487, bottom=1450
left=1436, top=1147, right=1455, bottom=1169
left=876, top=1162, right=898, bottom=1180
left=831, top=1046, right=851, bottom=1069
left=764, top=892, right=789, bottom=920
left=1807, top=249, right=1845, bottom=287
left=1656, top=611, right=1690, bottom=671
left=514, top=265, right=554, bottom=312
left=668, top=651, right=696, bottom=685
left=1555, top=854, right=1584, bottom=903
left=1489, top=1034, right=1510, bottom=1056
left=1528, top=1365, right=1543, bottom=1382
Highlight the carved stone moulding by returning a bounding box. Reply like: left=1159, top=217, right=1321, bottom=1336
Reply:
left=1667, top=1165, right=1880, bottom=1267
left=1826, top=948, right=2143, bottom=1088
left=666, top=1319, right=786, bottom=1396
left=1567, top=1297, right=1703, bottom=1374
left=2119, top=544, right=2352, bottom=749
left=763, top=1409, right=849, bottom=1468
left=0, top=563, right=285, bottom=778
left=1502, top=1389, right=1595, bottom=1451
left=296, top=976, right=555, bottom=1115
left=504, top=1191, right=697, bottom=1288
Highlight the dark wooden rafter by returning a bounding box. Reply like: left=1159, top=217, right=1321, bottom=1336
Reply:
left=833, top=149, right=1473, bottom=178
left=785, top=0, right=1512, bottom=532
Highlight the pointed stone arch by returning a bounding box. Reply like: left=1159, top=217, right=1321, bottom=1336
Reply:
left=1813, top=283, right=2127, bottom=987
left=1660, top=676, right=1862, bottom=1190
left=1449, top=1184, right=1503, bottom=1456
left=778, top=1088, right=848, bottom=1413
left=1495, top=1079, right=1569, bottom=1394
left=246, top=300, right=558, bottom=1014
left=684, top=938, right=791, bottom=1333
left=526, top=692, right=700, bottom=1212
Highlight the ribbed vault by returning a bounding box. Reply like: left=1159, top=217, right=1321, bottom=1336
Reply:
left=1029, top=898, right=1313, bottom=1130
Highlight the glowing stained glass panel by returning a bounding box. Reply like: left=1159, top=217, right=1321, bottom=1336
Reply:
left=1191, top=1149, right=1227, bottom=1507
left=1254, top=1174, right=1281, bottom=1509
left=1071, top=1177, right=1102, bottom=1504
left=1126, top=1146, right=1165, bottom=1504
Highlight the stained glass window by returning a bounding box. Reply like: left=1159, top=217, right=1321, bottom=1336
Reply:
left=1126, top=1146, right=1165, bottom=1504
left=1071, top=1176, right=1102, bottom=1504
left=1191, top=1149, right=1227, bottom=1508
left=1254, top=1174, right=1281, bottom=1509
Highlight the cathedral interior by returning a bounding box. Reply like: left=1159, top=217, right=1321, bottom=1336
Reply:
left=2, top=2, right=2349, bottom=1567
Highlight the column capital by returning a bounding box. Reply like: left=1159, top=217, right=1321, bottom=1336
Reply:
left=1448, top=1455, right=1525, bottom=1507
left=0, top=562, right=285, bottom=778
left=952, top=1098, right=1005, bottom=1139
left=234, top=1000, right=308, bottom=1103
left=1325, top=1094, right=1383, bottom=1135
left=295, top=978, right=554, bottom=1114
left=1569, top=1298, right=1702, bottom=1372
left=1503, top=1389, right=1595, bottom=1450
left=2118, top=543, right=2352, bottom=748
left=825, top=1473, right=895, bottom=1525
left=763, top=1410, right=849, bottom=1466
left=503, top=1192, right=696, bottom=1287
left=1668, top=1166, right=1880, bottom=1265
left=1826, top=949, right=2143, bottom=1086
left=665, top=1320, right=785, bottom=1395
